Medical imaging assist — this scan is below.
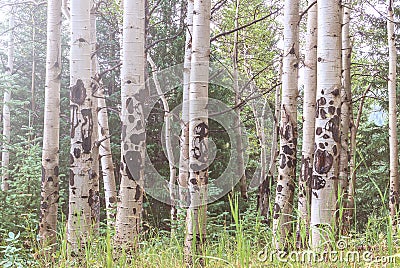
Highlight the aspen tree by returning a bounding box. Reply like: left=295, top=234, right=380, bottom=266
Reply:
left=68, top=0, right=95, bottom=252
left=1, top=9, right=14, bottom=192
left=273, top=0, right=299, bottom=249
left=184, top=0, right=211, bottom=264
left=339, top=0, right=352, bottom=233
left=387, top=0, right=398, bottom=230
left=178, top=0, right=194, bottom=209
left=39, top=0, right=62, bottom=247
left=114, top=0, right=146, bottom=248
left=310, top=0, right=342, bottom=247
left=297, top=1, right=317, bottom=248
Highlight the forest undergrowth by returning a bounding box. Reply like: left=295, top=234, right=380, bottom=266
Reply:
left=1, top=194, right=400, bottom=268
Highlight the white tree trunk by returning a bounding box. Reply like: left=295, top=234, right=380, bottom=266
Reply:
left=67, top=0, right=94, bottom=253
left=254, top=97, right=274, bottom=221
left=96, top=0, right=117, bottom=228
left=273, top=0, right=299, bottom=249
left=310, top=0, right=342, bottom=248
left=98, top=89, right=117, bottom=227
left=253, top=61, right=281, bottom=224
left=1, top=9, right=14, bottom=192
left=387, top=0, right=399, bottom=229
left=90, top=0, right=100, bottom=231
left=339, top=0, right=352, bottom=233
left=39, top=0, right=62, bottom=247
left=178, top=0, right=194, bottom=210
left=147, top=55, right=177, bottom=233
left=296, top=1, right=317, bottom=248
left=184, top=0, right=211, bottom=265
left=114, top=0, right=146, bottom=248
left=62, top=0, right=70, bottom=20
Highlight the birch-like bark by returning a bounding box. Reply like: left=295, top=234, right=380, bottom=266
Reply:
left=184, top=0, right=211, bottom=265
left=1, top=9, right=14, bottom=192
left=90, top=0, right=100, bottom=231
left=114, top=0, right=146, bottom=248
left=254, top=61, right=281, bottom=224
left=97, top=89, right=117, bottom=226
left=339, top=0, right=352, bottom=233
left=147, top=55, right=177, bottom=233
left=39, top=0, right=62, bottom=247
left=68, top=0, right=95, bottom=253
left=296, top=1, right=317, bottom=248
left=96, top=77, right=117, bottom=227
left=273, top=0, right=299, bottom=249
left=62, top=0, right=70, bottom=21
left=387, top=0, right=398, bottom=230
left=310, top=0, right=342, bottom=248
left=96, top=1, right=118, bottom=226
left=254, top=97, right=274, bottom=222
left=232, top=0, right=247, bottom=200
left=178, top=0, right=194, bottom=210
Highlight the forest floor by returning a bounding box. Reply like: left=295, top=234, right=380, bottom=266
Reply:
left=1, top=197, right=399, bottom=267
left=2, top=218, right=400, bottom=267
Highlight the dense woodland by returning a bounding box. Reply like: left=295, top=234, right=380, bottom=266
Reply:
left=0, top=0, right=399, bottom=267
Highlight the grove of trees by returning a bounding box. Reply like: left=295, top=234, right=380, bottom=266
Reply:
left=0, top=0, right=399, bottom=267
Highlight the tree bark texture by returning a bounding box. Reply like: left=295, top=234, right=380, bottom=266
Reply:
left=39, top=0, right=62, bottom=248
left=296, top=1, right=317, bottom=248
left=114, top=0, right=146, bottom=248
left=273, top=0, right=299, bottom=249
left=184, top=0, right=211, bottom=265
left=310, top=0, right=342, bottom=248
left=1, top=9, right=14, bottom=192
left=387, top=0, right=399, bottom=230
left=68, top=0, right=95, bottom=253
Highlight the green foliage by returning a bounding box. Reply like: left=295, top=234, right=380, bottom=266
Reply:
left=0, top=231, right=36, bottom=268
left=0, top=139, right=41, bottom=266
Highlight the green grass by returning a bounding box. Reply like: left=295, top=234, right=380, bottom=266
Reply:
left=2, top=194, right=400, bottom=267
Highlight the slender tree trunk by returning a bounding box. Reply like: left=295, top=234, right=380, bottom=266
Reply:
left=62, top=0, right=70, bottom=21
left=39, top=0, right=62, bottom=248
left=339, top=0, right=352, bottom=234
left=90, top=0, right=100, bottom=231
left=348, top=85, right=370, bottom=224
left=273, top=0, right=299, bottom=249
left=310, top=0, right=341, bottom=248
left=90, top=0, right=117, bottom=228
left=232, top=0, right=247, bottom=201
left=178, top=0, right=194, bottom=211
left=114, top=0, right=146, bottom=249
left=1, top=9, right=14, bottom=192
left=97, top=89, right=117, bottom=227
left=147, top=55, right=178, bottom=234
left=254, top=97, right=275, bottom=222
left=68, top=0, right=95, bottom=253
left=96, top=66, right=117, bottom=228
left=296, top=1, right=317, bottom=248
left=387, top=0, right=398, bottom=230
left=254, top=61, right=281, bottom=224
left=184, top=0, right=211, bottom=265
left=252, top=98, right=267, bottom=216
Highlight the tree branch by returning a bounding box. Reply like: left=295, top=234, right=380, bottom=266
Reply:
left=210, top=8, right=281, bottom=42
left=145, top=27, right=185, bottom=52
left=298, top=1, right=317, bottom=24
